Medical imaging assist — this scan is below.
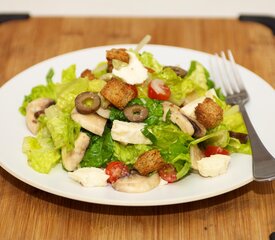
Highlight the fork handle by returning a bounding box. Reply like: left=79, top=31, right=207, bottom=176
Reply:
left=238, top=103, right=275, bottom=181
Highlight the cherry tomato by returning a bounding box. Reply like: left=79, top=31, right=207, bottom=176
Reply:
left=158, top=164, right=177, bottom=183
left=148, top=79, right=171, bottom=101
left=105, top=161, right=129, bottom=183
left=204, top=146, right=230, bottom=157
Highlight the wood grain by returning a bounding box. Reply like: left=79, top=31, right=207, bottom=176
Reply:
left=0, top=18, right=275, bottom=240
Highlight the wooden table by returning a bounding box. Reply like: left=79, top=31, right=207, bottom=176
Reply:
left=0, top=17, right=275, bottom=240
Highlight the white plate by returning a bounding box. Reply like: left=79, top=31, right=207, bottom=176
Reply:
left=0, top=44, right=275, bottom=206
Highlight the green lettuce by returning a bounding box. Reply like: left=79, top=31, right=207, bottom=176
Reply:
left=152, top=61, right=209, bottom=105
left=144, top=122, right=193, bottom=179
left=191, top=128, right=230, bottom=148
left=80, top=128, right=114, bottom=168
left=88, top=79, right=106, bottom=92
left=19, top=69, right=56, bottom=115
left=139, top=51, right=163, bottom=73
left=45, top=105, right=80, bottom=151
left=226, top=138, right=252, bottom=154
left=113, top=143, right=152, bottom=165
left=128, top=98, right=163, bottom=125
left=61, top=64, right=76, bottom=83
left=55, top=77, right=90, bottom=113
left=93, top=62, right=108, bottom=78
left=22, top=127, right=61, bottom=173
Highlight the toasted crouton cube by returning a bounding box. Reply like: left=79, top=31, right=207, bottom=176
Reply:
left=100, top=78, right=137, bottom=109
left=134, top=149, right=165, bottom=176
left=106, top=48, right=130, bottom=72
left=80, top=69, right=95, bottom=80
left=195, top=98, right=223, bottom=129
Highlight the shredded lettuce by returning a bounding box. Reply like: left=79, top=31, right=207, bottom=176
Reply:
left=22, top=127, right=61, bottom=173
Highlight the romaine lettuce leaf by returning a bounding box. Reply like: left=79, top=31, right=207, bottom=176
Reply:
left=61, top=64, right=76, bottom=83
left=93, top=62, right=108, bottom=78
left=226, top=137, right=252, bottom=154
left=113, top=143, right=152, bottom=165
left=191, top=128, right=230, bottom=148
left=144, top=122, right=193, bottom=179
left=152, top=61, right=209, bottom=105
left=139, top=51, right=163, bottom=73
left=128, top=98, right=163, bottom=125
left=19, top=69, right=56, bottom=115
left=22, top=127, right=61, bottom=173
left=55, top=78, right=90, bottom=113
left=80, top=128, right=114, bottom=168
left=45, top=105, right=80, bottom=151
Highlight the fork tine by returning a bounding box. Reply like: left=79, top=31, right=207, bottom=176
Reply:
left=220, top=51, right=239, bottom=94
left=214, top=53, right=233, bottom=96
left=227, top=50, right=246, bottom=91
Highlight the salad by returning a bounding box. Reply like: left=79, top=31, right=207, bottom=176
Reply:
left=19, top=41, right=251, bottom=193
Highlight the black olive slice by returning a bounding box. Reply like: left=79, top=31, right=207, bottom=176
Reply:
left=123, top=105, right=149, bottom=122
left=75, top=92, right=101, bottom=114
left=229, top=131, right=249, bottom=144
left=164, top=66, right=187, bottom=78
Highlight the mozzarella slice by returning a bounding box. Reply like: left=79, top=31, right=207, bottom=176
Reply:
left=112, top=51, right=148, bottom=85
left=197, top=154, right=231, bottom=177
left=68, top=167, right=109, bottom=187
left=111, top=120, right=152, bottom=145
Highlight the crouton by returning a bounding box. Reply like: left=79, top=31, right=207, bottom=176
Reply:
left=100, top=78, right=137, bottom=109
left=106, top=48, right=130, bottom=72
left=134, top=149, right=165, bottom=176
left=80, top=69, right=95, bottom=80
left=195, top=98, right=223, bottom=129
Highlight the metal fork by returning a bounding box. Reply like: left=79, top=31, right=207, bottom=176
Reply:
left=212, top=50, right=275, bottom=181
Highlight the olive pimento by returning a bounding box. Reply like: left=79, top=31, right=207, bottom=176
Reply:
left=123, top=105, right=148, bottom=122
left=75, top=92, right=101, bottom=114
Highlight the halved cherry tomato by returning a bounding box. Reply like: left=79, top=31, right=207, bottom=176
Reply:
left=148, top=79, right=171, bottom=101
left=204, top=146, right=230, bottom=157
left=105, top=161, right=129, bottom=183
left=158, top=164, right=177, bottom=183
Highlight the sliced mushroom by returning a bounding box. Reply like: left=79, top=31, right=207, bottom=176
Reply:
left=190, top=144, right=205, bottom=171
left=162, top=101, right=194, bottom=136
left=71, top=108, right=107, bottom=136
left=185, top=115, right=207, bottom=138
left=26, top=98, right=55, bottom=134
left=62, top=132, right=90, bottom=171
left=112, top=173, right=160, bottom=193
left=96, top=107, right=111, bottom=119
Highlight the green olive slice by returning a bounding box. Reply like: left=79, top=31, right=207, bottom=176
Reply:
left=75, top=92, right=101, bottom=114
left=123, top=105, right=149, bottom=122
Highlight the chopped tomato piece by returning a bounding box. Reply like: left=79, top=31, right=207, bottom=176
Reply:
left=204, top=145, right=230, bottom=157
left=105, top=161, right=129, bottom=183
left=158, top=163, right=177, bottom=183
left=148, top=79, right=171, bottom=101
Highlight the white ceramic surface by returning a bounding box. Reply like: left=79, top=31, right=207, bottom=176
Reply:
left=0, top=44, right=275, bottom=206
